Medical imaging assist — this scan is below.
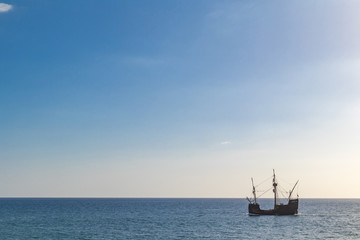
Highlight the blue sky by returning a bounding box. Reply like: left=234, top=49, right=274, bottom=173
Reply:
left=1, top=0, right=360, bottom=197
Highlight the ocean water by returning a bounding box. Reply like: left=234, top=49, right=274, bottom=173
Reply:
left=0, top=198, right=359, bottom=239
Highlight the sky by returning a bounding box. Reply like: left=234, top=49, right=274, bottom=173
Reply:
left=1, top=0, right=360, bottom=198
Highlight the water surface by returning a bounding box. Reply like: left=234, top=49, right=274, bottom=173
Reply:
left=0, top=198, right=359, bottom=239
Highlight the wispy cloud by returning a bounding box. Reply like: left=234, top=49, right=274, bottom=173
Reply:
left=0, top=3, right=12, bottom=12
left=220, top=141, right=231, bottom=145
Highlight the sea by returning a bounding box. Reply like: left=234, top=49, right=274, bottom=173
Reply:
left=0, top=198, right=359, bottom=239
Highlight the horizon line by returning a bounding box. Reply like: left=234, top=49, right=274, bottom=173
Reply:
left=1, top=197, right=360, bottom=199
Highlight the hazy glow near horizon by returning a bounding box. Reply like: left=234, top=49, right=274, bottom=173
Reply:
left=1, top=0, right=360, bottom=198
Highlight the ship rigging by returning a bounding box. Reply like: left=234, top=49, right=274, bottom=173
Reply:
left=246, top=170, right=299, bottom=215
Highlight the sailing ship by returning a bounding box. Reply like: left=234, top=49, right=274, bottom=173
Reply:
left=246, top=170, right=299, bottom=215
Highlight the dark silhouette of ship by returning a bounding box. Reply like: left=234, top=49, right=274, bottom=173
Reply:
left=246, top=170, right=299, bottom=215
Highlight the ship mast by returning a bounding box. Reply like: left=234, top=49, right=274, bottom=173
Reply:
left=288, top=180, right=299, bottom=200
left=251, top=177, right=257, bottom=204
left=273, top=169, right=277, bottom=208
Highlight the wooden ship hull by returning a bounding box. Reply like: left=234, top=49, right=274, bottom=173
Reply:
left=248, top=199, right=298, bottom=215
left=247, top=170, right=299, bottom=216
